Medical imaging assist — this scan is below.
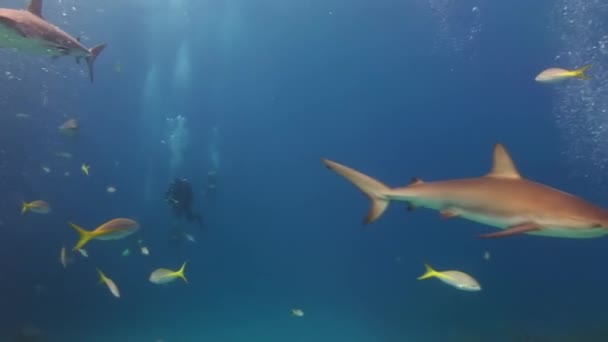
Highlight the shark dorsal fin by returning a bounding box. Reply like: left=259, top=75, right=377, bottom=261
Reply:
left=486, top=143, right=521, bottom=179
left=26, top=0, right=43, bottom=19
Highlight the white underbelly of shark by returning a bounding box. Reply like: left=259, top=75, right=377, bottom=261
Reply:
left=451, top=208, right=608, bottom=238
left=0, top=23, right=61, bottom=56
left=406, top=196, right=608, bottom=238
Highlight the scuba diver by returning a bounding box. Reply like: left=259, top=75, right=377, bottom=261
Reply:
left=164, top=178, right=204, bottom=230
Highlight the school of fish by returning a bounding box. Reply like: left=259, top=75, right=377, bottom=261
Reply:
left=3, top=0, right=601, bottom=325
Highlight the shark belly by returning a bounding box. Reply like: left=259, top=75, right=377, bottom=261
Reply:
left=0, top=23, right=66, bottom=56
left=410, top=198, right=523, bottom=229
left=456, top=210, right=607, bottom=238
left=407, top=197, right=608, bottom=239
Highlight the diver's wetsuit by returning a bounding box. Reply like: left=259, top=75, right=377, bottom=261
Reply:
left=165, top=178, right=203, bottom=229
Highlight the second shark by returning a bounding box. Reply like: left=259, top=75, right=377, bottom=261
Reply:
left=0, top=0, right=106, bottom=82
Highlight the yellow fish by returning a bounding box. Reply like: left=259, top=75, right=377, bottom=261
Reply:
left=81, top=163, right=90, bottom=176
left=97, top=268, right=120, bottom=298
left=417, top=263, right=481, bottom=292
left=21, top=200, right=51, bottom=215
left=535, top=64, right=591, bottom=83
left=69, top=218, right=140, bottom=251
left=149, top=262, right=188, bottom=285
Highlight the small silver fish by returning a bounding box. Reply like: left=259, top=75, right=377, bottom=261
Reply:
left=483, top=251, right=491, bottom=261
left=59, top=246, right=67, bottom=268
left=97, top=269, right=120, bottom=298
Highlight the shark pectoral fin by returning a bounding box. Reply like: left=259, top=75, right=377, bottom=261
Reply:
left=440, top=210, right=458, bottom=219
left=479, top=223, right=540, bottom=239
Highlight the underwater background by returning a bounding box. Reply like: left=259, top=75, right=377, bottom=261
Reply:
left=1, top=0, right=608, bottom=341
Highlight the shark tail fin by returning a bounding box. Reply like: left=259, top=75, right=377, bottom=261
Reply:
left=86, top=43, right=107, bottom=83
left=321, top=158, right=391, bottom=224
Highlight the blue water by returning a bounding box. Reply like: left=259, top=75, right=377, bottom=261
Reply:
left=1, top=0, right=608, bottom=341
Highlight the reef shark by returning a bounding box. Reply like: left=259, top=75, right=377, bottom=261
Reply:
left=0, top=0, right=106, bottom=82
left=322, top=143, right=608, bottom=239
